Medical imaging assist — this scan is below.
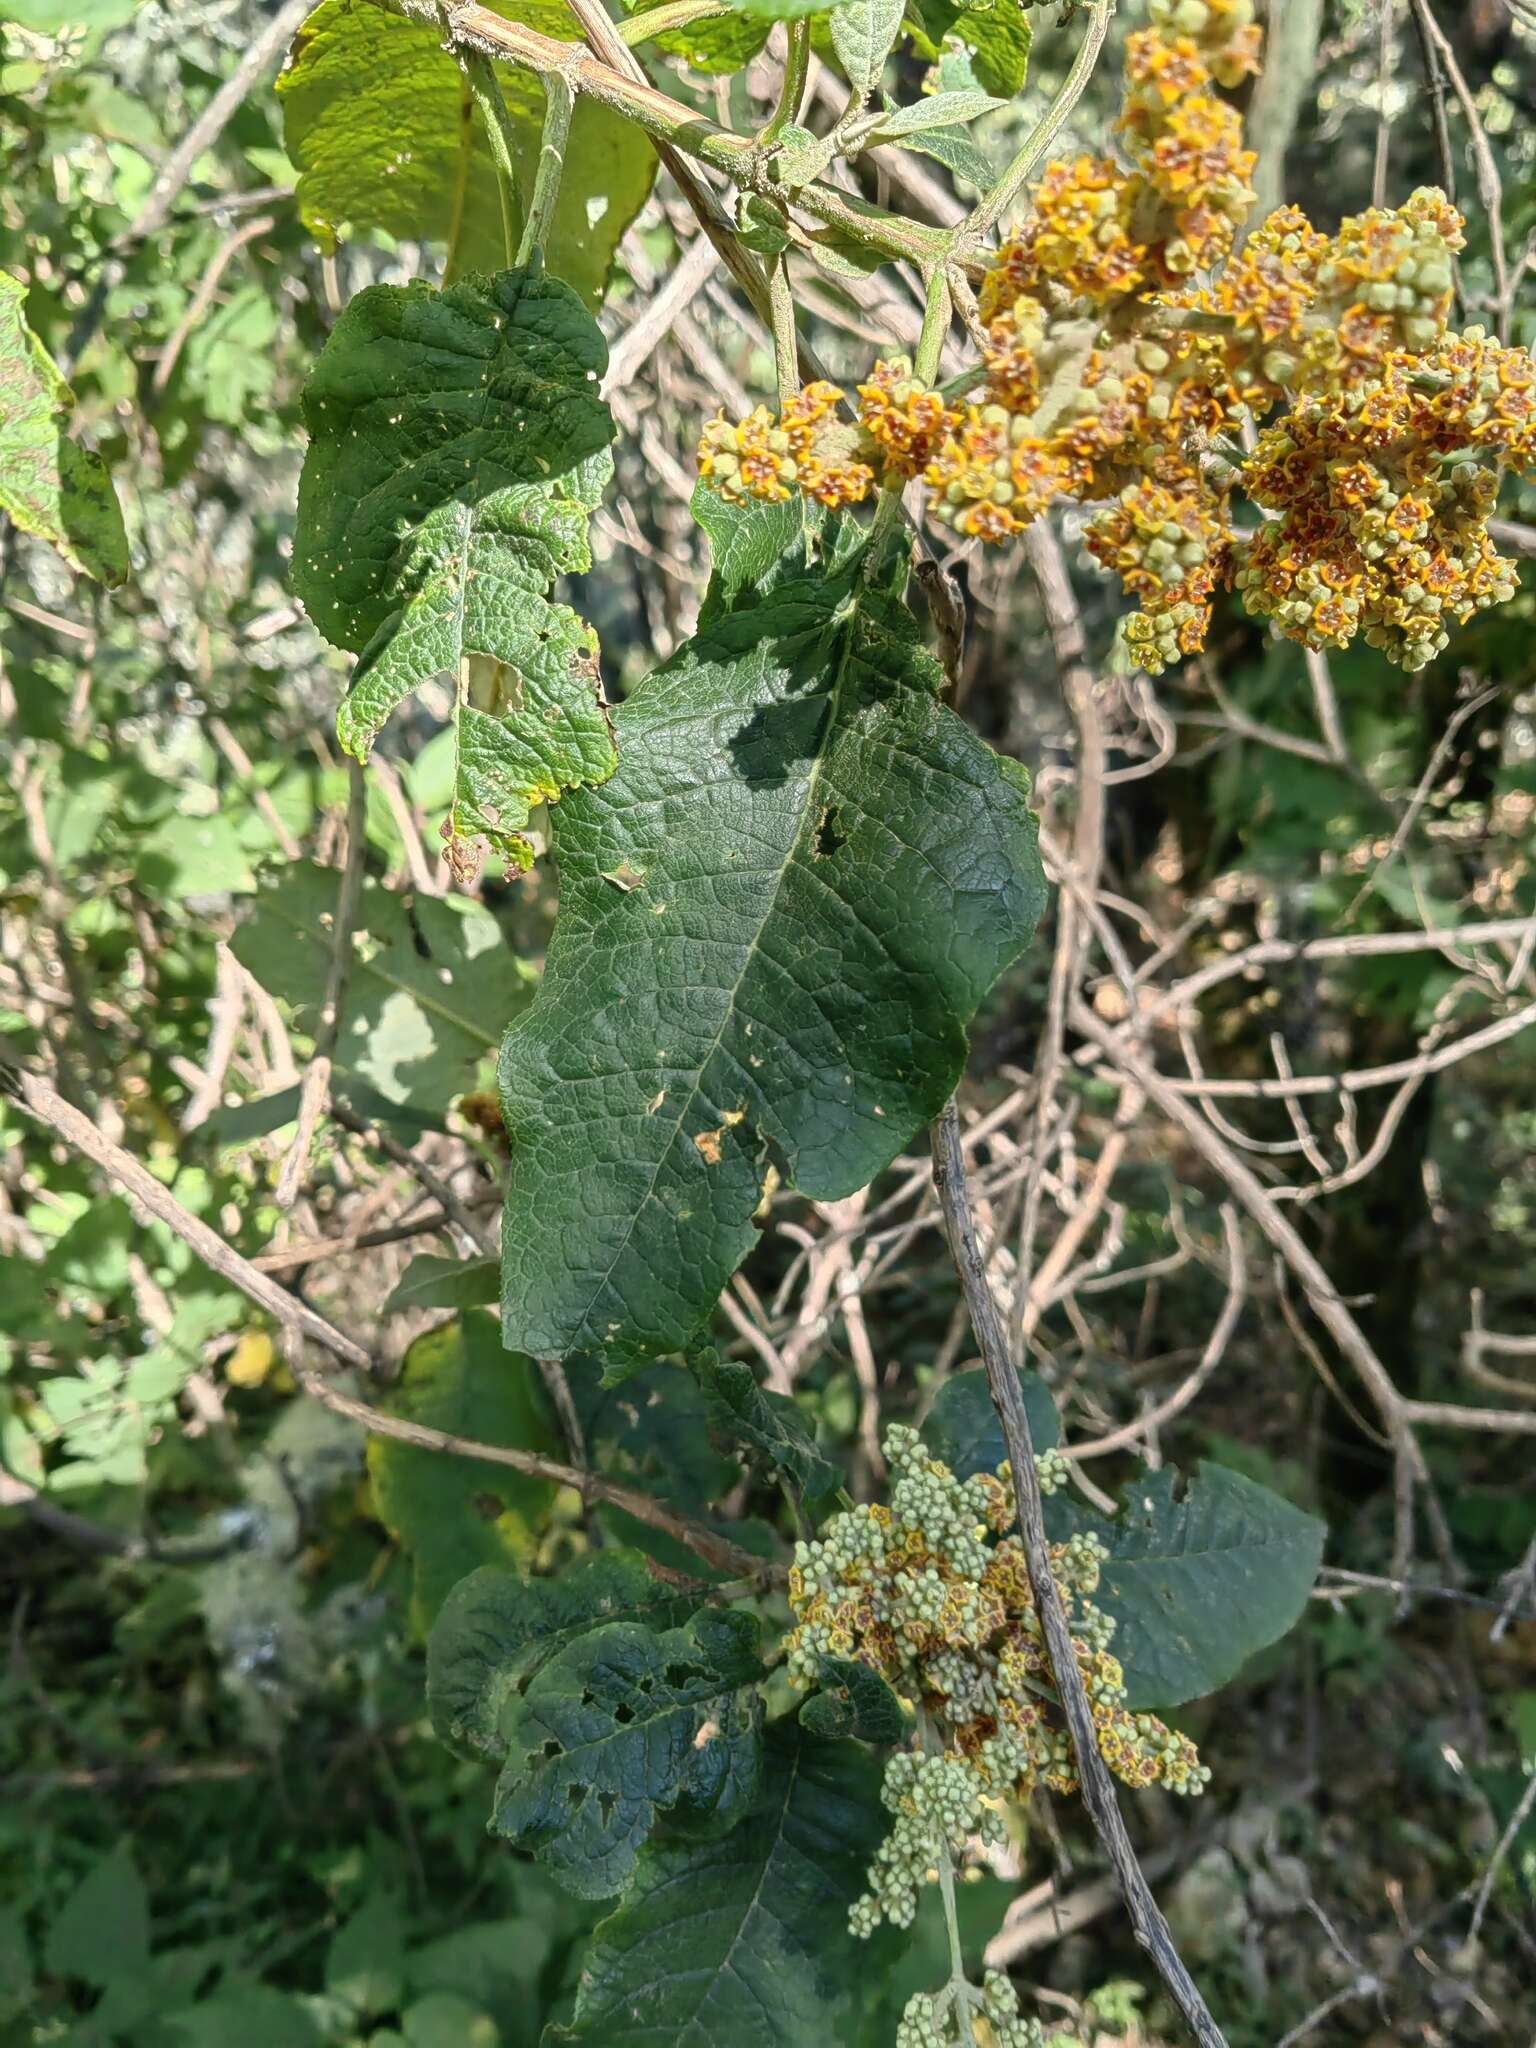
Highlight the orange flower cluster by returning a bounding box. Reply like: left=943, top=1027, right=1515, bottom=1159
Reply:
left=785, top=1427, right=1208, bottom=1815
left=696, top=0, right=1534, bottom=676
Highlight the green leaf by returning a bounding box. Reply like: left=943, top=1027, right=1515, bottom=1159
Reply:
left=369, top=1310, right=560, bottom=1626
left=691, top=1351, right=840, bottom=1499
left=909, top=0, right=1031, bottom=98
left=327, top=1888, right=407, bottom=2018
left=889, top=123, right=995, bottom=191
left=278, top=0, right=653, bottom=309
left=830, top=0, right=906, bottom=93
left=492, top=1609, right=764, bottom=1898
left=384, top=1254, right=501, bottom=1316
left=568, top=1357, right=736, bottom=1511
left=497, top=506, right=1046, bottom=1369
left=867, top=88, right=1003, bottom=138
left=293, top=267, right=618, bottom=877
left=0, top=271, right=127, bottom=584
left=954, top=0, right=1030, bottom=98
left=43, top=1840, right=150, bottom=1987
left=552, top=1725, right=890, bottom=2045
left=622, top=0, right=773, bottom=69
left=923, top=1364, right=1059, bottom=1478
left=428, top=1548, right=696, bottom=1759
left=1046, top=1463, right=1326, bottom=1710
left=798, top=1655, right=906, bottom=1744
left=232, top=867, right=535, bottom=1116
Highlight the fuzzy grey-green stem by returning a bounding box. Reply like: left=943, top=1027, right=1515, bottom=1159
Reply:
left=616, top=0, right=731, bottom=44
left=517, top=70, right=575, bottom=264
left=769, top=253, right=799, bottom=409
left=463, top=51, right=523, bottom=265
left=956, top=0, right=1112, bottom=250
left=760, top=17, right=811, bottom=148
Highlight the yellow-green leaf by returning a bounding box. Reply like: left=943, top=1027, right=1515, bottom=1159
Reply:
left=277, top=0, right=654, bottom=308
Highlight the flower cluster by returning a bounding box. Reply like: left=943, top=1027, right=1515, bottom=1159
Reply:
left=897, top=1969, right=1058, bottom=2048
left=785, top=1424, right=1208, bottom=1944
left=696, top=0, right=1535, bottom=677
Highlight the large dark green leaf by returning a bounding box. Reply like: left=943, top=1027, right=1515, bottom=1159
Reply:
left=498, top=506, right=1046, bottom=1369
left=278, top=0, right=653, bottom=308
left=1046, top=1463, right=1326, bottom=1710
left=923, top=1364, right=1060, bottom=1478
left=428, top=1549, right=696, bottom=1760
left=294, top=267, right=617, bottom=878
left=552, top=1725, right=890, bottom=2045
left=493, top=1609, right=763, bottom=1898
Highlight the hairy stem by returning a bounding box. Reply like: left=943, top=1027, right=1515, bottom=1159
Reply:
left=464, top=51, right=523, bottom=265
left=956, top=0, right=1112, bottom=249
left=517, top=70, right=575, bottom=264
left=769, top=253, right=799, bottom=409
left=760, top=17, right=811, bottom=148
left=616, top=0, right=731, bottom=43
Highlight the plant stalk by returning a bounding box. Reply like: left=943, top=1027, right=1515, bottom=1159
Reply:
left=956, top=0, right=1112, bottom=249
left=760, top=17, right=811, bottom=148
left=768, top=253, right=799, bottom=409
left=517, top=70, right=576, bottom=264
left=463, top=51, right=524, bottom=266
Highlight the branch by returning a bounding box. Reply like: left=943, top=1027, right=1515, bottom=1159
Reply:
left=931, top=1100, right=1229, bottom=2048
left=274, top=759, right=367, bottom=1208
left=1, top=1060, right=770, bottom=1584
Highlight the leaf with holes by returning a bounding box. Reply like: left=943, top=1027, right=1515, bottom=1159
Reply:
left=294, top=266, right=617, bottom=880
left=428, top=1549, right=697, bottom=1760
left=278, top=0, right=654, bottom=308
left=1045, top=1463, right=1326, bottom=1710
left=497, top=500, right=1046, bottom=1370
left=551, top=1724, right=892, bottom=2044
left=492, top=1608, right=764, bottom=1898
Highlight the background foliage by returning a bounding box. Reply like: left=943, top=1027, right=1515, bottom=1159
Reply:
left=2, top=1, right=1534, bottom=2044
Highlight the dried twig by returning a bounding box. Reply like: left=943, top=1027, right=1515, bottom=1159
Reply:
left=274, top=761, right=367, bottom=1207
left=1, top=1059, right=766, bottom=1582
left=932, top=1100, right=1228, bottom=2048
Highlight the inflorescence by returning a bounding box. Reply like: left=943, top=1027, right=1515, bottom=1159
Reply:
left=785, top=1424, right=1208, bottom=1955
left=697, top=0, right=1535, bottom=674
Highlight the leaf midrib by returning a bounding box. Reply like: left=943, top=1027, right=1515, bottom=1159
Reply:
left=559, top=572, right=866, bottom=1349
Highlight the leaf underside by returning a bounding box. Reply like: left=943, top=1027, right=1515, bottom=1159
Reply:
left=293, top=266, right=618, bottom=877
left=498, top=504, right=1046, bottom=1370
left=278, top=0, right=655, bottom=309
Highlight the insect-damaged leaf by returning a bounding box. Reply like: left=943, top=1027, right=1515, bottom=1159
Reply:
left=691, top=1350, right=840, bottom=1500
left=294, top=266, right=617, bottom=879
left=498, top=502, right=1046, bottom=1369
left=427, top=1548, right=696, bottom=1760
left=550, top=1724, right=891, bottom=2045
left=492, top=1608, right=764, bottom=1898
